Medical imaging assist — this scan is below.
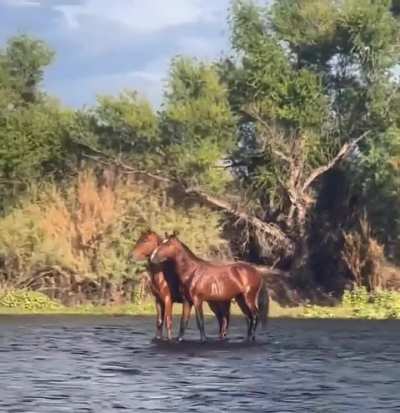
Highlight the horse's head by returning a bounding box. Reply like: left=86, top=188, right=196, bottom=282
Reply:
left=150, top=231, right=180, bottom=264
left=130, top=230, right=161, bottom=261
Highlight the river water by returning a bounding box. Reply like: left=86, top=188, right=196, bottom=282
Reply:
left=0, top=316, right=399, bottom=412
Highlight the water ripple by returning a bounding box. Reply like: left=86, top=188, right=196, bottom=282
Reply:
left=0, top=316, right=399, bottom=412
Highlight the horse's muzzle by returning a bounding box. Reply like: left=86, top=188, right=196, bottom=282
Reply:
left=129, top=250, right=145, bottom=262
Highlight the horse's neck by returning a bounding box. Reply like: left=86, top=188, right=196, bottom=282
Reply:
left=174, top=247, right=201, bottom=284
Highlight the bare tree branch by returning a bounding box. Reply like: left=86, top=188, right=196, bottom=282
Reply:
left=243, top=108, right=369, bottom=195
left=302, top=131, right=369, bottom=192
left=185, top=187, right=292, bottom=249
left=271, top=148, right=291, bottom=163
left=81, top=151, right=171, bottom=184
left=77, top=141, right=294, bottom=252
left=243, top=106, right=275, bottom=137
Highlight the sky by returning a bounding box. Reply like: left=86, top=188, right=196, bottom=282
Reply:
left=0, top=0, right=233, bottom=108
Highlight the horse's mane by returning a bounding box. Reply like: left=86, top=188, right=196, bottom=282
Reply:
left=176, top=238, right=205, bottom=263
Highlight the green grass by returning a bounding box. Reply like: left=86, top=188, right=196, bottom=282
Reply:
left=1, top=287, right=400, bottom=319
left=0, top=300, right=303, bottom=317
left=0, top=290, right=157, bottom=315
left=302, top=287, right=400, bottom=319
left=0, top=290, right=308, bottom=317
left=0, top=301, right=156, bottom=316
left=0, top=301, right=357, bottom=318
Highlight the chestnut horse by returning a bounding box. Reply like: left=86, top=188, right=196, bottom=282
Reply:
left=131, top=231, right=231, bottom=341
left=151, top=234, right=269, bottom=342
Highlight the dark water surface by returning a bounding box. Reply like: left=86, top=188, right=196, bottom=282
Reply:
left=0, top=316, right=399, bottom=412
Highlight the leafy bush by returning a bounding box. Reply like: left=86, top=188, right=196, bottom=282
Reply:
left=304, top=287, right=400, bottom=319
left=342, top=286, right=370, bottom=308
left=345, top=287, right=400, bottom=319
left=0, top=290, right=62, bottom=311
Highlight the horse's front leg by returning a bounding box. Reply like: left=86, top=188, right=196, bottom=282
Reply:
left=163, top=297, right=173, bottom=341
left=193, top=298, right=207, bottom=343
left=178, top=300, right=192, bottom=342
left=155, top=299, right=164, bottom=340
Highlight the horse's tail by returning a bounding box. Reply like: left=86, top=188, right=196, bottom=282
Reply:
left=257, top=279, right=270, bottom=329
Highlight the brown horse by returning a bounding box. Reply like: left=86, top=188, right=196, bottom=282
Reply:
left=150, top=234, right=269, bottom=342
left=131, top=231, right=231, bottom=341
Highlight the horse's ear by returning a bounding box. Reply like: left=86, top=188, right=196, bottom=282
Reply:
left=172, top=229, right=179, bottom=237
left=164, top=232, right=169, bottom=239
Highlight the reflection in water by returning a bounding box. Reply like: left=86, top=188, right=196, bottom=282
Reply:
left=0, top=316, right=399, bottom=412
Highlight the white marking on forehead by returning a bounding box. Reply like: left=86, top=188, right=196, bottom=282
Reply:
left=150, top=247, right=159, bottom=262
left=162, top=238, right=169, bottom=244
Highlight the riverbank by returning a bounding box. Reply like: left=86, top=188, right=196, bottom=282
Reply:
left=1, top=288, right=400, bottom=319
left=0, top=303, right=396, bottom=319
left=0, top=299, right=297, bottom=317
left=0, top=302, right=318, bottom=317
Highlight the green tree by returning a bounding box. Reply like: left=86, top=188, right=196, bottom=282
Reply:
left=270, top=0, right=400, bottom=267
left=217, top=0, right=400, bottom=285
left=0, top=100, right=73, bottom=205
left=0, top=35, right=71, bottom=210
left=69, top=91, right=159, bottom=169
left=160, top=57, right=236, bottom=192
left=0, top=34, right=54, bottom=103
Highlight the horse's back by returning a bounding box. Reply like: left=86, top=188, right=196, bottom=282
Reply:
left=194, top=260, right=262, bottom=299
left=203, top=259, right=259, bottom=273
left=208, top=260, right=261, bottom=278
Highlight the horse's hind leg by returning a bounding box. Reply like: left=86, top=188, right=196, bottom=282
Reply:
left=208, top=302, right=224, bottom=340
left=220, top=301, right=231, bottom=339
left=226, top=302, right=231, bottom=334
left=193, top=298, right=207, bottom=343
left=243, top=290, right=260, bottom=341
left=155, top=299, right=165, bottom=340
left=178, top=301, right=192, bottom=342
left=236, top=294, right=254, bottom=341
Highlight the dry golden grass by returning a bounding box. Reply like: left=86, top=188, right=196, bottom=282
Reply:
left=0, top=169, right=227, bottom=289
left=342, top=217, right=385, bottom=291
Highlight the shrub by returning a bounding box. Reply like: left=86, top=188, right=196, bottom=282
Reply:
left=0, top=290, right=62, bottom=311
left=343, top=287, right=400, bottom=319
left=342, top=286, right=370, bottom=308
left=303, top=287, right=400, bottom=319
left=342, top=218, right=385, bottom=291
left=0, top=169, right=227, bottom=294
